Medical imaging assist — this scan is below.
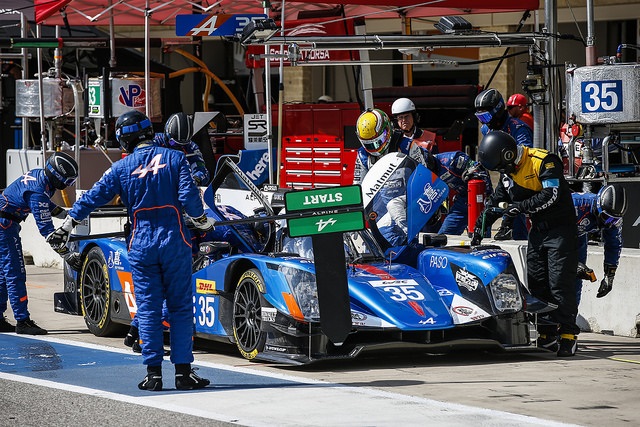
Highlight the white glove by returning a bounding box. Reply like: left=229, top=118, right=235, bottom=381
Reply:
left=190, top=214, right=215, bottom=232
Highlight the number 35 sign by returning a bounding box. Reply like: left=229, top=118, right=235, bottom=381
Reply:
left=581, top=80, right=623, bottom=113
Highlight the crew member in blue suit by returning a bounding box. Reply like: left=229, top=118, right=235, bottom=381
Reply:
left=573, top=184, right=626, bottom=305
left=475, top=88, right=533, bottom=240
left=0, top=152, right=79, bottom=335
left=153, top=112, right=210, bottom=186
left=422, top=150, right=493, bottom=235
left=123, top=112, right=211, bottom=353
left=49, top=110, right=214, bottom=391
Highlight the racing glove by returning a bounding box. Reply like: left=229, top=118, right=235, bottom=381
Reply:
left=190, top=214, right=215, bottom=232
left=503, top=203, right=522, bottom=218
left=470, top=227, right=484, bottom=246
left=577, top=262, right=597, bottom=282
left=65, top=252, right=83, bottom=272
left=50, top=205, right=68, bottom=219
left=596, top=264, right=617, bottom=298
left=46, top=215, right=79, bottom=255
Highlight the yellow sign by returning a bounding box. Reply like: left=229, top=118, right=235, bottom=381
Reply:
left=196, top=279, right=217, bottom=294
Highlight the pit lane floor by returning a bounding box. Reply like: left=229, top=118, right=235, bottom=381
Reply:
left=2, top=265, right=640, bottom=426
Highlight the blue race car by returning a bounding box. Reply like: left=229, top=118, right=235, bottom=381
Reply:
left=56, top=155, right=549, bottom=365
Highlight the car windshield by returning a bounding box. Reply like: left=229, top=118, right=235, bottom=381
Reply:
left=211, top=159, right=275, bottom=254
left=280, top=229, right=385, bottom=263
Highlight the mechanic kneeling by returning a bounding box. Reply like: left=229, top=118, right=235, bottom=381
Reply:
left=471, top=130, right=580, bottom=357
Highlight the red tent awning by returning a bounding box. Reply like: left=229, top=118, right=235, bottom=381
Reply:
left=35, top=0, right=539, bottom=26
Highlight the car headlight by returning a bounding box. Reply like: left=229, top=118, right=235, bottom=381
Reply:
left=279, top=265, right=319, bottom=320
left=488, top=273, right=523, bottom=313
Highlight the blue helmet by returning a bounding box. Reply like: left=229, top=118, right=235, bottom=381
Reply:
left=596, top=184, right=627, bottom=226
left=115, top=110, right=154, bottom=153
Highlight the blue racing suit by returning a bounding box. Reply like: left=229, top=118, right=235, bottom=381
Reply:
left=0, top=169, right=60, bottom=321
left=353, top=147, right=379, bottom=185
left=128, top=134, right=209, bottom=334
left=153, top=133, right=210, bottom=186
left=573, top=192, right=623, bottom=305
left=430, top=152, right=493, bottom=235
left=69, top=143, right=205, bottom=368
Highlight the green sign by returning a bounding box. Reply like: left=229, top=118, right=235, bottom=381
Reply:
left=285, top=185, right=362, bottom=213
left=88, top=83, right=102, bottom=117
left=287, top=211, right=365, bottom=238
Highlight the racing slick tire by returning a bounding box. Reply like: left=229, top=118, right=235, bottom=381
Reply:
left=233, top=269, right=267, bottom=360
left=80, top=246, right=123, bottom=337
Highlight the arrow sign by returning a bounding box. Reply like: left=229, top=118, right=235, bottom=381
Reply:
left=176, top=14, right=267, bottom=37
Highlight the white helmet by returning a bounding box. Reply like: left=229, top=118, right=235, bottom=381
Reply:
left=391, top=97, right=416, bottom=116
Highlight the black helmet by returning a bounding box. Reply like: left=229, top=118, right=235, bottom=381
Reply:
left=596, top=184, right=628, bottom=226
left=115, top=110, right=154, bottom=153
left=164, top=112, right=193, bottom=145
left=474, top=88, right=507, bottom=128
left=478, top=131, right=518, bottom=174
left=45, top=152, right=78, bottom=190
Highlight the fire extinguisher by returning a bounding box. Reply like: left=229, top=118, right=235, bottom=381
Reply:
left=467, top=179, right=486, bottom=236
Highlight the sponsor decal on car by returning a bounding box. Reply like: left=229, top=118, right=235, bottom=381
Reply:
left=196, top=279, right=217, bottom=294
left=455, top=269, right=479, bottom=292
left=261, top=307, right=277, bottom=322
left=265, top=345, right=288, bottom=353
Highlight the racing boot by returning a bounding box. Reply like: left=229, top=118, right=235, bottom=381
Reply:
left=15, top=318, right=47, bottom=335
left=175, top=364, right=210, bottom=390
left=123, top=325, right=139, bottom=347
left=0, top=316, right=15, bottom=332
left=557, top=334, right=578, bottom=357
left=138, top=365, right=163, bottom=391
left=536, top=333, right=559, bottom=352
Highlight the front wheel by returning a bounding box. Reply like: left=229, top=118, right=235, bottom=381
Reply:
left=80, top=246, right=122, bottom=336
left=233, top=269, right=267, bottom=360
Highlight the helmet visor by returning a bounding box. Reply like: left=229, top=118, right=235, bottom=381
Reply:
left=120, top=118, right=152, bottom=136
left=475, top=110, right=493, bottom=124
left=48, top=165, right=77, bottom=187
left=361, top=127, right=390, bottom=156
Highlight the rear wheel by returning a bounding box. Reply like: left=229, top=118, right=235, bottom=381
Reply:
left=80, top=246, right=121, bottom=336
left=233, top=269, right=267, bottom=360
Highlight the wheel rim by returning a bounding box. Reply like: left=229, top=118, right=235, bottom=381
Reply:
left=82, top=257, right=108, bottom=324
left=233, top=278, right=262, bottom=352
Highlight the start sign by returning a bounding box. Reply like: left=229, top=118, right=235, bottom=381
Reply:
left=285, top=185, right=365, bottom=237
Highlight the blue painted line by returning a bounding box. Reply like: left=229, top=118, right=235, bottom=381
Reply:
left=0, top=334, right=297, bottom=396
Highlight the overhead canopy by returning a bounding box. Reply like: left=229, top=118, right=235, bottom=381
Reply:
left=35, top=0, right=539, bottom=26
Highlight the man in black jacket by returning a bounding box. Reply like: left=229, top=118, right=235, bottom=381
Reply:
left=471, top=131, right=579, bottom=357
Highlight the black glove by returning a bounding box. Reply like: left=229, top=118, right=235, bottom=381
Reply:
left=46, top=215, right=79, bottom=256
left=597, top=264, right=616, bottom=298
left=577, top=262, right=597, bottom=282
left=503, top=203, right=522, bottom=218
left=65, top=252, right=83, bottom=272
left=470, top=227, right=483, bottom=246
left=51, top=205, right=68, bottom=219
left=191, top=214, right=215, bottom=232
